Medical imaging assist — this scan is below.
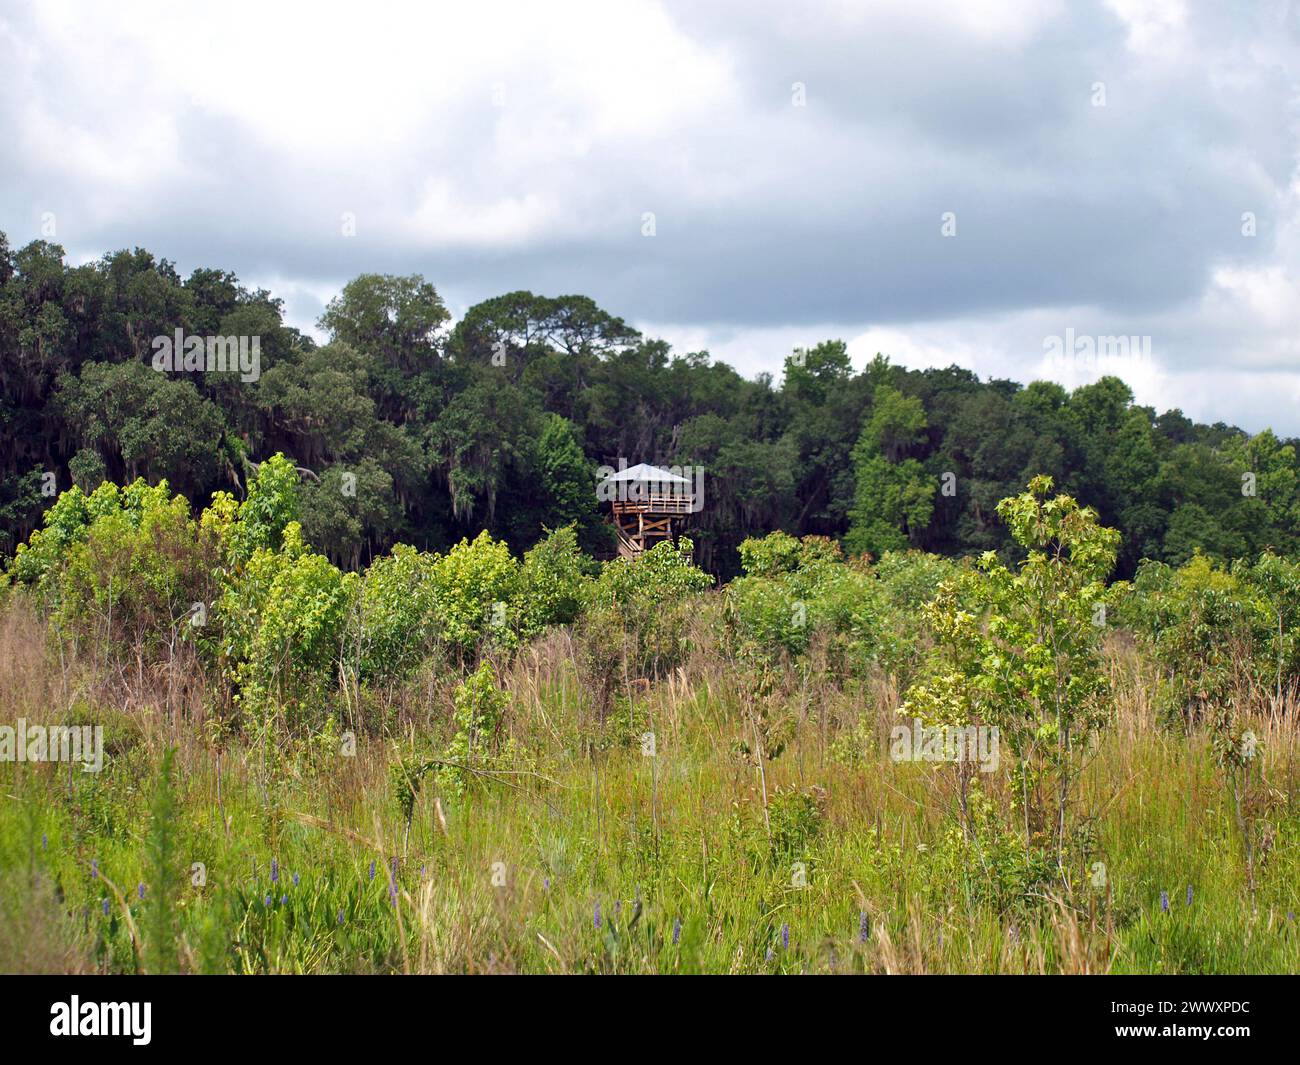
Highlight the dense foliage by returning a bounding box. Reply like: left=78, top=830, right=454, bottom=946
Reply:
left=4, top=472, right=1300, bottom=974
left=4, top=232, right=1298, bottom=578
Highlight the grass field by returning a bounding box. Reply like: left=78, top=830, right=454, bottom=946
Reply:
left=3, top=591, right=1298, bottom=976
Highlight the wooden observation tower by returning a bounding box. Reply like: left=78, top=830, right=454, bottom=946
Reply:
left=600, top=463, right=697, bottom=559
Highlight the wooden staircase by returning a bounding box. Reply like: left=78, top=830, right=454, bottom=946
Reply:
left=609, top=497, right=691, bottom=559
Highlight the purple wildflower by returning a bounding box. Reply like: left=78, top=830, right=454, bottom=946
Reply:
left=337, top=910, right=345, bottom=925
left=101, top=898, right=109, bottom=916
left=859, top=911, right=869, bottom=943
left=292, top=872, right=300, bottom=887
left=137, top=883, right=145, bottom=900
left=673, top=917, right=682, bottom=945
left=1186, top=885, right=1193, bottom=906
left=264, top=894, right=272, bottom=907
left=543, top=877, right=550, bottom=892
left=90, top=859, right=98, bottom=879
left=271, top=858, right=279, bottom=883
left=780, top=922, right=789, bottom=950
left=368, top=860, right=376, bottom=881
left=594, top=902, right=602, bottom=929
left=1160, top=891, right=1169, bottom=913
left=41, top=834, right=47, bottom=850
left=281, top=894, right=288, bottom=906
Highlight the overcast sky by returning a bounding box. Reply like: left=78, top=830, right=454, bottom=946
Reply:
left=3, top=0, right=1299, bottom=432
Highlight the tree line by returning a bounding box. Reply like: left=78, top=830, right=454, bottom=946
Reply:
left=2, top=230, right=1296, bottom=578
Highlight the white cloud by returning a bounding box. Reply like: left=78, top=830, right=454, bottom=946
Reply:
left=1104, top=0, right=1188, bottom=55
left=4, top=0, right=1300, bottom=432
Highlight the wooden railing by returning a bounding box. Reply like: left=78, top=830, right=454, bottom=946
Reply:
left=610, top=493, right=695, bottom=515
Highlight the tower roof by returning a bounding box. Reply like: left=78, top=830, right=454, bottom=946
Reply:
left=600, top=463, right=692, bottom=486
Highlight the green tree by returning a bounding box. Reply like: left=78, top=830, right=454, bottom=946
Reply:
left=903, top=476, right=1120, bottom=876
left=318, top=273, right=451, bottom=423
left=54, top=361, right=227, bottom=502
left=531, top=413, right=602, bottom=549
left=845, top=386, right=934, bottom=557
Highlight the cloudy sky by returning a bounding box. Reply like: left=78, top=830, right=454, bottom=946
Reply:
left=3, top=0, right=1299, bottom=431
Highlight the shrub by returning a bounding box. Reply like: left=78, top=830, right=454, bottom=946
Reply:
left=1115, top=551, right=1300, bottom=723
left=736, top=530, right=806, bottom=578
left=219, top=523, right=357, bottom=727
left=517, top=524, right=591, bottom=639
left=6, top=485, right=93, bottom=590
left=351, top=544, right=439, bottom=683
left=8, top=478, right=183, bottom=591
left=584, top=537, right=710, bottom=678
left=874, top=549, right=959, bottom=612
left=588, top=536, right=712, bottom=612
left=578, top=538, right=711, bottom=720
left=225, top=454, right=301, bottom=566
left=7, top=478, right=214, bottom=664
left=726, top=531, right=884, bottom=673
left=438, top=659, right=517, bottom=795
left=726, top=575, right=811, bottom=659
left=872, top=549, right=962, bottom=680
left=428, top=531, right=521, bottom=659
left=58, top=488, right=214, bottom=662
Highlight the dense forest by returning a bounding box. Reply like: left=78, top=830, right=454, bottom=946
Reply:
left=3, top=229, right=1296, bottom=578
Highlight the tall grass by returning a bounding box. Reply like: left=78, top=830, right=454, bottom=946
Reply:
left=1, top=594, right=1297, bottom=974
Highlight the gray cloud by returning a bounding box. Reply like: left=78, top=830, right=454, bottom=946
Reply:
left=2, top=0, right=1298, bottom=430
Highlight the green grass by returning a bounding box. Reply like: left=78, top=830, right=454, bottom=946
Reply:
left=2, top=616, right=1299, bottom=974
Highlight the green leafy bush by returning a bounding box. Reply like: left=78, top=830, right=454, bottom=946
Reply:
left=588, top=536, right=712, bottom=612
left=224, top=454, right=300, bottom=567
left=584, top=537, right=710, bottom=675
left=873, top=549, right=962, bottom=680
left=428, top=530, right=521, bottom=658
left=517, top=524, right=592, bottom=639
left=8, top=478, right=181, bottom=590
left=351, top=544, right=438, bottom=682
left=6, top=478, right=214, bottom=663
left=219, top=522, right=357, bottom=727
left=1116, top=550, right=1300, bottom=722
left=578, top=538, right=711, bottom=720
left=726, top=532, right=883, bottom=673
